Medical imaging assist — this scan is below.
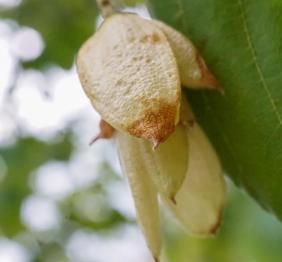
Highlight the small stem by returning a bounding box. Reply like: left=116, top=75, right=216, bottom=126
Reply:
left=96, top=0, right=116, bottom=18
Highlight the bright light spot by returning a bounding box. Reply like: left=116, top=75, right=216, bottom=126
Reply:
left=96, top=5, right=150, bottom=27
left=103, top=141, right=122, bottom=175
left=0, top=0, right=21, bottom=8
left=0, top=21, right=14, bottom=36
left=67, top=143, right=105, bottom=189
left=0, top=238, right=30, bottom=262
left=66, top=226, right=154, bottom=262
left=21, top=196, right=61, bottom=231
left=106, top=182, right=136, bottom=220
left=13, top=68, right=91, bottom=136
left=11, top=27, right=44, bottom=61
left=124, top=5, right=150, bottom=18
left=34, top=161, right=75, bottom=199
left=0, top=38, right=14, bottom=91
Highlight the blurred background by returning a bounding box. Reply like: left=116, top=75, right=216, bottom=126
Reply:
left=0, top=0, right=282, bottom=261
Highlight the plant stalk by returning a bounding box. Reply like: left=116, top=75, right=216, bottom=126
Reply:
left=96, top=0, right=117, bottom=18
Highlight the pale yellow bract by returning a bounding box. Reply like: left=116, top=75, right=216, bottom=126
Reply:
left=77, top=13, right=181, bottom=146
left=163, top=123, right=225, bottom=236
left=140, top=123, right=189, bottom=202
left=116, top=131, right=161, bottom=261
left=152, top=19, right=220, bottom=90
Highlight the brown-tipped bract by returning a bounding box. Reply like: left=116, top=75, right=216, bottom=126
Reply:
left=152, top=19, right=220, bottom=90
left=77, top=13, right=181, bottom=146
left=163, top=123, right=225, bottom=236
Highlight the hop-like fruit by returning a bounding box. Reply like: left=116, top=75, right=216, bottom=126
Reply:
left=77, top=12, right=220, bottom=147
left=77, top=13, right=181, bottom=147
left=76, top=10, right=225, bottom=262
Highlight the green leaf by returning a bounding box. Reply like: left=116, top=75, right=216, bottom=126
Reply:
left=1, top=0, right=97, bottom=69
left=147, top=0, right=282, bottom=219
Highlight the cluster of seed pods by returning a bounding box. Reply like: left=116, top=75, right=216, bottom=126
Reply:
left=76, top=12, right=225, bottom=262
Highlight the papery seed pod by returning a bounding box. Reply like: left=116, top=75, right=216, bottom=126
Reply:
left=152, top=20, right=220, bottom=90
left=163, top=122, right=225, bottom=236
left=116, top=131, right=161, bottom=260
left=77, top=13, right=181, bottom=146
left=140, top=123, right=189, bottom=203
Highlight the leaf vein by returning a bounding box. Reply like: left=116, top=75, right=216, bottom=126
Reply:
left=238, top=0, right=282, bottom=125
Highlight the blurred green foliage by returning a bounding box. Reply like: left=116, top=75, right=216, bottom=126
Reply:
left=0, top=0, right=98, bottom=69
left=61, top=162, right=130, bottom=231
left=163, top=183, right=282, bottom=262
left=0, top=133, right=131, bottom=260
left=0, top=134, right=73, bottom=236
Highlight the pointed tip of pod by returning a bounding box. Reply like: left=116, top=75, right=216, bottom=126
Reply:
left=196, top=55, right=223, bottom=92
left=89, top=119, right=115, bottom=145
left=170, top=195, right=177, bottom=205
left=191, top=208, right=223, bottom=238
left=152, top=139, right=161, bottom=150
left=127, top=102, right=177, bottom=144
left=207, top=209, right=223, bottom=235
left=89, top=135, right=100, bottom=146
left=154, top=256, right=160, bottom=262
left=151, top=19, right=222, bottom=91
